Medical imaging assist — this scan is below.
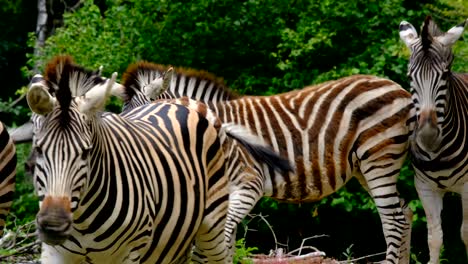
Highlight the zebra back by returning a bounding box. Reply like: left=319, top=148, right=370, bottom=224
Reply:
left=0, top=122, right=16, bottom=237
left=117, top=67, right=293, bottom=176
left=119, top=62, right=414, bottom=199
left=159, top=96, right=293, bottom=175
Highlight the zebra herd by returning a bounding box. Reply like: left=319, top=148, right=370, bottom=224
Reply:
left=0, top=16, right=465, bottom=263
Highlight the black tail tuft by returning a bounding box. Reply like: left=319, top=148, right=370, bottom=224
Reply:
left=226, top=131, right=294, bottom=174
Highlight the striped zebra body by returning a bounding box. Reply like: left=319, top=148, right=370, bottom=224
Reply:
left=0, top=122, right=16, bottom=237
left=118, top=63, right=415, bottom=263
left=117, top=66, right=293, bottom=260
left=400, top=16, right=468, bottom=263
left=27, top=56, right=230, bottom=263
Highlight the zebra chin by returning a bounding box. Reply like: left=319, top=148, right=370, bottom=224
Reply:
left=36, top=196, right=73, bottom=246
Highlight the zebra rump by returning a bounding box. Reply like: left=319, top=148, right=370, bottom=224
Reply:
left=0, top=122, right=16, bottom=237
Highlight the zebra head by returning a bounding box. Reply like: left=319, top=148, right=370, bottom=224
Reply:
left=112, top=62, right=173, bottom=111
left=399, top=16, right=467, bottom=154
left=26, top=56, right=117, bottom=245
left=9, top=65, right=106, bottom=177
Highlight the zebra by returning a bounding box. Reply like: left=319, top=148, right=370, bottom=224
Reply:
left=24, top=55, right=292, bottom=263
left=112, top=70, right=294, bottom=259
left=0, top=121, right=16, bottom=237
left=26, top=55, right=230, bottom=263
left=113, top=61, right=416, bottom=263
left=399, top=16, right=468, bottom=263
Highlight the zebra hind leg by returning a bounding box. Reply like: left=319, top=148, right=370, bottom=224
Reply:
left=192, top=193, right=230, bottom=264
left=359, top=164, right=411, bottom=263
left=225, top=186, right=264, bottom=260
left=461, top=183, right=468, bottom=262
left=356, top=170, right=412, bottom=264
left=400, top=198, right=413, bottom=263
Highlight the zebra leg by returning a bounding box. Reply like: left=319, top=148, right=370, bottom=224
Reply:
left=225, top=183, right=264, bottom=260
left=400, top=199, right=413, bottom=263
left=414, top=176, right=444, bottom=264
left=356, top=173, right=411, bottom=264
left=223, top=168, right=265, bottom=261
left=192, top=196, right=230, bottom=263
left=461, top=182, right=468, bottom=260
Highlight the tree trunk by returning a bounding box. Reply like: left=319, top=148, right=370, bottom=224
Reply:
left=34, top=0, right=48, bottom=73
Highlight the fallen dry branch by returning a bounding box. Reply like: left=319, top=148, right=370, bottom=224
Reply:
left=0, top=219, right=40, bottom=263
left=241, top=214, right=338, bottom=264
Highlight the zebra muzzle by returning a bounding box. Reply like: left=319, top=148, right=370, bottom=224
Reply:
left=415, top=108, right=441, bottom=152
left=36, top=196, right=73, bottom=245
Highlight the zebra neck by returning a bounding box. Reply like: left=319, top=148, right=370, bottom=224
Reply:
left=445, top=74, right=467, bottom=129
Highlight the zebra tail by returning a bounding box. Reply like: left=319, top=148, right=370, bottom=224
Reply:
left=221, top=123, right=294, bottom=174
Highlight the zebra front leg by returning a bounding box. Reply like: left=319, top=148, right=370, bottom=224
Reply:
left=461, top=182, right=468, bottom=261
left=415, top=176, right=444, bottom=264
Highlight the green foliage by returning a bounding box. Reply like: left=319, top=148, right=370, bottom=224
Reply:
left=234, top=238, right=257, bottom=264
left=6, top=143, right=38, bottom=230
left=5, top=0, right=467, bottom=262
left=26, top=0, right=143, bottom=77
left=24, top=0, right=445, bottom=96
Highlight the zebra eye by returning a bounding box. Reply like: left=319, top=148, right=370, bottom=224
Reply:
left=441, top=69, right=449, bottom=80
left=81, top=148, right=91, bottom=160
left=34, top=146, right=43, bottom=156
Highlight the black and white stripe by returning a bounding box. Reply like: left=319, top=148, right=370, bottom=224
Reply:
left=118, top=68, right=294, bottom=260
left=400, top=16, right=468, bottom=263
left=0, top=121, right=16, bottom=237
left=118, top=62, right=416, bottom=263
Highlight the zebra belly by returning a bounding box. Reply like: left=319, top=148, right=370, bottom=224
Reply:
left=263, top=169, right=354, bottom=202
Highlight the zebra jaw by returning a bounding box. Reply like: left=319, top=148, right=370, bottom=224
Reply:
left=36, top=196, right=73, bottom=245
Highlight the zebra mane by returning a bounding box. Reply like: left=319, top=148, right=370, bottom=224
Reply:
left=173, top=66, right=239, bottom=98
left=421, top=15, right=444, bottom=50
left=44, top=55, right=106, bottom=127
left=121, top=61, right=167, bottom=103
left=121, top=61, right=239, bottom=102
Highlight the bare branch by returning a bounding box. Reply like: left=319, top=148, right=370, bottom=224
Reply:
left=337, top=251, right=386, bottom=263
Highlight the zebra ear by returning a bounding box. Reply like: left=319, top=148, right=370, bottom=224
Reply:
left=162, top=67, right=173, bottom=92
left=77, top=72, right=117, bottom=116
left=144, top=67, right=173, bottom=100
left=435, top=19, right=467, bottom=47
left=27, top=75, right=56, bottom=115
left=109, top=80, right=126, bottom=100
left=399, top=21, right=419, bottom=49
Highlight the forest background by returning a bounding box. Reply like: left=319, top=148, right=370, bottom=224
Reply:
left=0, top=0, right=467, bottom=263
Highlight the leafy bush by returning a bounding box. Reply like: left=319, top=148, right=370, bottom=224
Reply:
left=8, top=0, right=468, bottom=262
